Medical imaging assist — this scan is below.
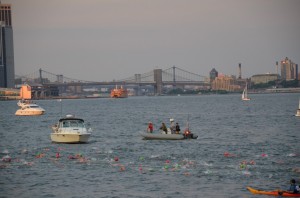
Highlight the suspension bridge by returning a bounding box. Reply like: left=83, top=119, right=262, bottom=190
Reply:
left=16, top=66, right=210, bottom=95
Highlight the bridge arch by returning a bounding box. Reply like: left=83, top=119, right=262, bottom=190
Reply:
left=16, top=67, right=209, bottom=96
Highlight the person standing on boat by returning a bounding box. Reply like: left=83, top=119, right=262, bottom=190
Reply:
left=147, top=122, right=153, bottom=133
left=160, top=122, right=167, bottom=134
left=175, top=123, right=181, bottom=134
left=170, top=118, right=176, bottom=134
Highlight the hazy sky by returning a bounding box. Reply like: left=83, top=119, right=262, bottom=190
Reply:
left=5, top=0, right=300, bottom=81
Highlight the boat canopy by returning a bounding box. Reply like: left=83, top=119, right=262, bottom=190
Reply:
left=59, top=117, right=84, bottom=123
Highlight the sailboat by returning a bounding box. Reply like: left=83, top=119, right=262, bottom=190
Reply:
left=295, top=99, right=300, bottom=117
left=241, top=83, right=251, bottom=101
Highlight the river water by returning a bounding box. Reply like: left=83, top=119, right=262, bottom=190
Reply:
left=0, top=93, right=299, bottom=198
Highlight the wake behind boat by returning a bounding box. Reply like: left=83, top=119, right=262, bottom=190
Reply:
left=51, top=115, right=91, bottom=143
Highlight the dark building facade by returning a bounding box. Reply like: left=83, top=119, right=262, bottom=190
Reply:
left=209, top=68, right=218, bottom=81
left=0, top=3, right=14, bottom=88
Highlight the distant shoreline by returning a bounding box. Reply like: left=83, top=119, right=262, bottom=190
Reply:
left=249, top=87, right=300, bottom=94
left=1, top=88, right=299, bottom=101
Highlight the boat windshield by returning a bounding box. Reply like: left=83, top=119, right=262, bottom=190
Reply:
left=22, top=104, right=40, bottom=108
left=28, top=106, right=40, bottom=108
left=60, top=120, right=84, bottom=128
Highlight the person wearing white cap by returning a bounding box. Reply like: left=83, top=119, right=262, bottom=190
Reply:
left=169, top=118, right=175, bottom=134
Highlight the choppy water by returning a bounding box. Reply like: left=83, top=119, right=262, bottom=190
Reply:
left=0, top=93, right=300, bottom=198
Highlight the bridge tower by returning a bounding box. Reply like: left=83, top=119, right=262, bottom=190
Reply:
left=135, top=74, right=141, bottom=96
left=153, top=69, right=163, bottom=95
left=172, top=66, right=176, bottom=88
left=39, top=68, right=43, bottom=84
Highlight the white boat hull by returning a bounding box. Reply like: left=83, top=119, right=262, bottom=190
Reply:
left=295, top=109, right=300, bottom=117
left=15, top=109, right=45, bottom=116
left=140, top=132, right=185, bottom=140
left=242, top=98, right=251, bottom=101
left=50, top=133, right=90, bottom=143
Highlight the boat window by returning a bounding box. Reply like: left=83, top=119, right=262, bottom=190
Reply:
left=70, top=121, right=78, bottom=127
left=62, top=121, right=70, bottom=127
left=77, top=121, right=84, bottom=127
left=60, top=120, right=84, bottom=127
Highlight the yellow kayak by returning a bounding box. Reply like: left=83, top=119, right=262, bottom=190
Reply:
left=247, top=187, right=300, bottom=197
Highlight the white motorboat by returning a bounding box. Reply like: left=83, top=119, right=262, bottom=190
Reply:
left=15, top=100, right=45, bottom=116
left=51, top=115, right=91, bottom=143
left=295, top=99, right=300, bottom=117
left=15, top=85, right=45, bottom=116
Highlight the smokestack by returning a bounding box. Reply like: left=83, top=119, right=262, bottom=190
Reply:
left=276, top=61, right=278, bottom=76
left=238, top=63, right=241, bottom=79
left=296, top=64, right=298, bottom=80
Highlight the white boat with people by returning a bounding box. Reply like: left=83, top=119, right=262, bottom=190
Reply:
left=295, top=99, right=300, bottom=117
left=140, top=118, right=198, bottom=140
left=51, top=115, right=91, bottom=143
left=140, top=128, right=198, bottom=140
left=15, top=100, right=45, bottom=116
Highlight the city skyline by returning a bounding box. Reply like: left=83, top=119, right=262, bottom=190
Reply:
left=5, top=0, right=300, bottom=81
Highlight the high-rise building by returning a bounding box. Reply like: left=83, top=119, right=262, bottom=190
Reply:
left=0, top=3, right=15, bottom=88
left=209, top=68, right=218, bottom=81
left=280, top=57, right=298, bottom=80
